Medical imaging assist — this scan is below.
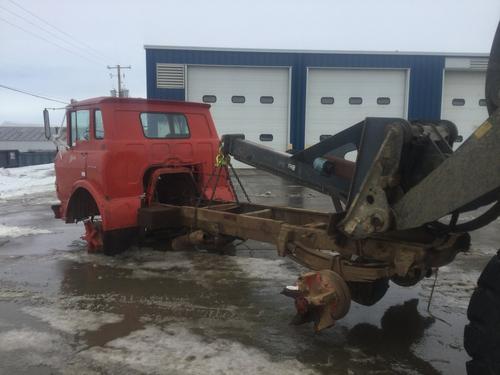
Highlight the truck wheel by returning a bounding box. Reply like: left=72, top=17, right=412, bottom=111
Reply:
left=347, top=278, right=389, bottom=306
left=102, top=228, right=137, bottom=256
left=464, top=251, right=500, bottom=375
left=82, top=220, right=135, bottom=255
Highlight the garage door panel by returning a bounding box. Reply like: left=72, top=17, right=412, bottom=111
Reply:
left=441, top=71, right=488, bottom=142
left=187, top=66, right=289, bottom=162
left=305, top=69, right=407, bottom=146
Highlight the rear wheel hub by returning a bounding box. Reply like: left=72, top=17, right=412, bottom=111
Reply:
left=283, top=269, right=351, bottom=332
left=82, top=220, right=103, bottom=253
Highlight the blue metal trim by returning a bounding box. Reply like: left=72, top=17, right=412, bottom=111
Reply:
left=146, top=48, right=446, bottom=150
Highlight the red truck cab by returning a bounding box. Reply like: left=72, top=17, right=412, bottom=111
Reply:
left=49, top=97, right=234, bottom=254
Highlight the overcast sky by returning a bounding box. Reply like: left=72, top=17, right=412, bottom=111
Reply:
left=1, top=0, right=499, bottom=125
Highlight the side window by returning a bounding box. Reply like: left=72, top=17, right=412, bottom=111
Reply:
left=76, top=110, right=90, bottom=141
left=94, top=110, right=105, bottom=139
left=69, top=110, right=90, bottom=145
left=140, top=112, right=190, bottom=138
left=70, top=111, right=77, bottom=145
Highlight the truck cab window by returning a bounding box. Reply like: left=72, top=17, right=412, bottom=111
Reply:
left=70, top=110, right=90, bottom=145
left=140, top=112, right=190, bottom=138
left=70, top=111, right=77, bottom=145
left=95, top=110, right=105, bottom=139
left=76, top=110, right=90, bottom=141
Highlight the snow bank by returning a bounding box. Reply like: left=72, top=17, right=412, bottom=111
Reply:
left=0, top=224, right=51, bottom=238
left=84, top=325, right=318, bottom=375
left=0, top=163, right=55, bottom=199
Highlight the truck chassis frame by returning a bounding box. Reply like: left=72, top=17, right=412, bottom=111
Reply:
left=139, top=200, right=469, bottom=288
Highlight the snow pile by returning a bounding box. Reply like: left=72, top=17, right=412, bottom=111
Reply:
left=0, top=163, right=55, bottom=199
left=0, top=224, right=51, bottom=238
left=22, top=306, right=124, bottom=334
left=233, top=256, right=301, bottom=281
left=84, top=325, right=318, bottom=375
left=0, top=328, right=60, bottom=351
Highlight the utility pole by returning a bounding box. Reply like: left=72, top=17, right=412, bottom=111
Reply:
left=107, top=65, right=131, bottom=97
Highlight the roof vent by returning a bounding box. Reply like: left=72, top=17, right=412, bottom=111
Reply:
left=156, top=64, right=185, bottom=89
left=469, top=58, right=489, bottom=71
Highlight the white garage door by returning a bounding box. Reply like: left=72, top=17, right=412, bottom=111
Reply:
left=187, top=66, right=290, bottom=162
left=441, top=71, right=488, bottom=142
left=305, top=68, right=408, bottom=147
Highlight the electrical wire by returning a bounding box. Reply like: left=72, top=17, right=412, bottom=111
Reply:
left=0, top=83, right=68, bottom=104
left=0, top=4, right=107, bottom=64
left=7, top=0, right=111, bottom=62
left=0, top=15, right=103, bottom=66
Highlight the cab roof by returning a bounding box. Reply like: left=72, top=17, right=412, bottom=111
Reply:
left=67, top=96, right=210, bottom=109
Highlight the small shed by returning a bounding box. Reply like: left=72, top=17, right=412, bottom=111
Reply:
left=0, top=123, right=56, bottom=167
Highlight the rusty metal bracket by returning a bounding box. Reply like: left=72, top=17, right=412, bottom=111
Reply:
left=340, top=124, right=406, bottom=238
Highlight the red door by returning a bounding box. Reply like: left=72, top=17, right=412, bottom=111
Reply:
left=55, top=110, right=90, bottom=202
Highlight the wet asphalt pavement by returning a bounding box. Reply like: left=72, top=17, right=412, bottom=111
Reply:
left=0, top=170, right=499, bottom=375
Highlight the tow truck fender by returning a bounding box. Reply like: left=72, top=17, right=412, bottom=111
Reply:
left=66, top=180, right=141, bottom=232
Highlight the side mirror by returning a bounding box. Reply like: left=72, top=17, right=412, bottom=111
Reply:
left=43, top=109, right=51, bottom=140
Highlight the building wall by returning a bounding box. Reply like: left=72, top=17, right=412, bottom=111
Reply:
left=145, top=48, right=480, bottom=150
left=0, top=141, right=55, bottom=152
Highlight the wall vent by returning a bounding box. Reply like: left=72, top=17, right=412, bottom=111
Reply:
left=469, top=58, right=489, bottom=71
left=156, top=64, right=185, bottom=89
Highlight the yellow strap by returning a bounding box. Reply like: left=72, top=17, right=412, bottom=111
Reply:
left=215, top=145, right=230, bottom=167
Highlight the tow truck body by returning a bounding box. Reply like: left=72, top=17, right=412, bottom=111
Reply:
left=45, top=20, right=500, bottom=374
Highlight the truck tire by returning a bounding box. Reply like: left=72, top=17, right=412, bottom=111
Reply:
left=464, top=251, right=500, bottom=375
left=347, top=278, right=389, bottom=306
left=102, top=228, right=138, bottom=255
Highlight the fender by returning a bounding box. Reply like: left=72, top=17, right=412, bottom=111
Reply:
left=144, top=166, right=194, bottom=206
left=64, top=181, right=106, bottom=224
left=66, top=180, right=141, bottom=232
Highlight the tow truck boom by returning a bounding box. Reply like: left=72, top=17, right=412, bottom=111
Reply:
left=223, top=23, right=500, bottom=239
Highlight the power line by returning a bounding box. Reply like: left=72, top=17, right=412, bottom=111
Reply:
left=0, top=4, right=107, bottom=64
left=0, top=83, right=69, bottom=104
left=7, top=0, right=112, bottom=62
left=0, top=16, right=103, bottom=66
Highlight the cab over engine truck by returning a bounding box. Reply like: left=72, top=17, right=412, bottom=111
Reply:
left=46, top=98, right=235, bottom=253
left=45, top=21, right=500, bottom=375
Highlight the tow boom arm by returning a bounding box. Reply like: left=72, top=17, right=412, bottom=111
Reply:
left=222, top=23, right=500, bottom=238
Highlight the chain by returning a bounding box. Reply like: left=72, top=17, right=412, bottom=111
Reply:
left=215, top=145, right=231, bottom=168
left=197, top=144, right=251, bottom=211
left=229, top=162, right=251, bottom=203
